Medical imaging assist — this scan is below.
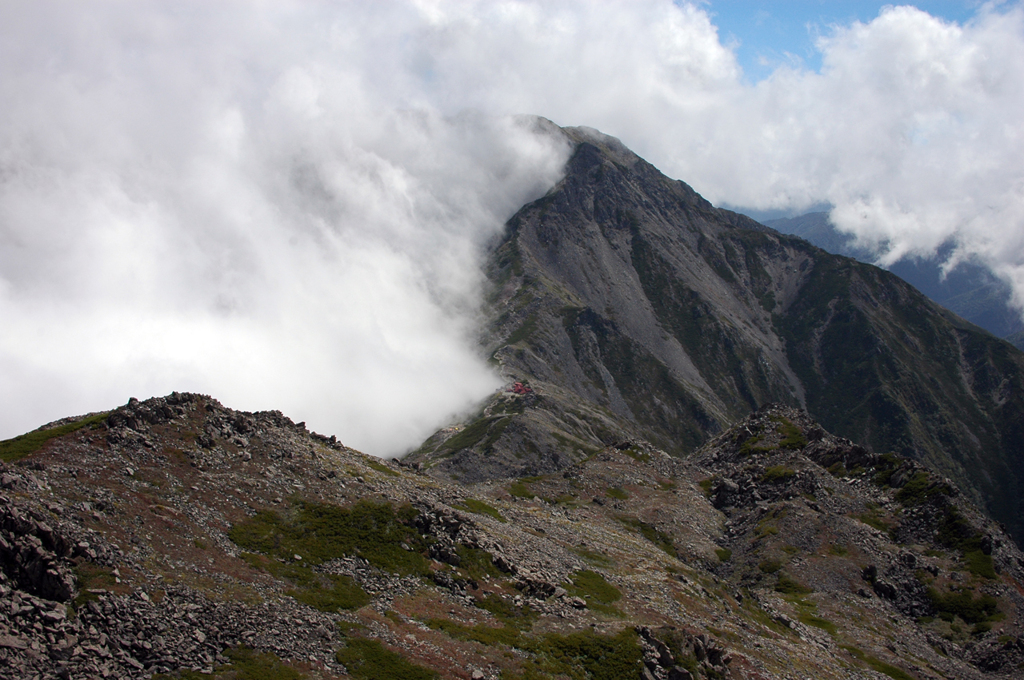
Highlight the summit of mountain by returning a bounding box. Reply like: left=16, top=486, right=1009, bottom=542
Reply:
left=408, top=125, right=1024, bottom=548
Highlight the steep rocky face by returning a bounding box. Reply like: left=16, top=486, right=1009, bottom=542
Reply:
left=766, top=211, right=1024, bottom=344
left=3, top=395, right=1024, bottom=679
left=409, top=126, right=1024, bottom=546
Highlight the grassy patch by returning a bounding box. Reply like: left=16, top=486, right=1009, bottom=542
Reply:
left=738, top=435, right=767, bottom=456
left=72, top=561, right=128, bottom=611
left=606, top=486, right=629, bottom=500
left=426, top=618, right=522, bottom=648
left=336, top=639, right=438, bottom=680
left=715, top=548, right=732, bottom=562
left=573, top=547, right=614, bottom=568
left=857, top=510, right=891, bottom=533
left=799, top=611, right=837, bottom=635
left=762, top=465, right=796, bottom=483
left=366, top=459, right=400, bottom=477
left=441, top=416, right=511, bottom=455
left=773, top=416, right=807, bottom=450
left=509, top=481, right=536, bottom=499
left=453, top=545, right=504, bottom=583
left=827, top=544, right=849, bottom=557
left=226, top=646, right=304, bottom=680
left=841, top=646, right=916, bottom=680
left=565, top=570, right=622, bottom=615
left=927, top=587, right=1000, bottom=624
left=617, top=517, right=676, bottom=557
left=229, top=499, right=429, bottom=577
left=894, top=470, right=951, bottom=506
left=241, top=553, right=369, bottom=612
left=622, top=447, right=651, bottom=463
left=790, top=600, right=836, bottom=635
left=935, top=507, right=997, bottom=578
left=506, top=313, right=539, bottom=347
left=775, top=573, right=813, bottom=595
left=754, top=508, right=786, bottom=538
left=288, top=573, right=370, bottom=612
left=0, top=412, right=109, bottom=462
left=475, top=593, right=538, bottom=629
left=513, top=629, right=643, bottom=680
left=963, top=550, right=997, bottom=579
left=453, top=498, right=506, bottom=523
left=827, top=462, right=848, bottom=477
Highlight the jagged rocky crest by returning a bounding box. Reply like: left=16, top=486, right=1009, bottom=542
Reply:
left=2, top=393, right=1024, bottom=678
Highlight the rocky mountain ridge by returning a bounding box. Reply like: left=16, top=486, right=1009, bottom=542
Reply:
left=3, top=393, right=1024, bottom=679
left=408, top=125, right=1024, bottom=547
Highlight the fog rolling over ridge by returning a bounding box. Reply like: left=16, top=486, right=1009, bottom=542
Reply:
left=3, top=1, right=1024, bottom=454
left=0, top=2, right=571, bottom=452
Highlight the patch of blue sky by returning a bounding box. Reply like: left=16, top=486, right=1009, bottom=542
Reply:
left=698, top=1, right=983, bottom=82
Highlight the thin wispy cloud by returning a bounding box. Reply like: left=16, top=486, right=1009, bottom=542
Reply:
left=2, top=1, right=1022, bottom=452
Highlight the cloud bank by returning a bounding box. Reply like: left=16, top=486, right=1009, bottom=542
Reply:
left=0, top=2, right=571, bottom=452
left=3, top=1, right=1023, bottom=451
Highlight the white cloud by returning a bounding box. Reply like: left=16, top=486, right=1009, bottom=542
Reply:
left=3, top=1, right=1023, bottom=450
left=0, top=1, right=570, bottom=452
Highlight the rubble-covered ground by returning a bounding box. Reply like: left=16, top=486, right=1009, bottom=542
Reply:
left=2, top=393, right=1023, bottom=679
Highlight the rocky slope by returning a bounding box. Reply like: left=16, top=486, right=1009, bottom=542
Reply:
left=3, top=393, right=1024, bottom=679
left=408, top=126, right=1024, bottom=546
left=765, top=212, right=1024, bottom=346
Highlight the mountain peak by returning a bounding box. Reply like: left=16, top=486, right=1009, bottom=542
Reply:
left=411, top=127, right=1024, bottom=549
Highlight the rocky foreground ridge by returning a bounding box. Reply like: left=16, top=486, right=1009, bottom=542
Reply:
left=2, top=392, right=1024, bottom=679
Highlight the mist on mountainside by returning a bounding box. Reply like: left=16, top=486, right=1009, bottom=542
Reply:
left=4, top=1, right=1024, bottom=456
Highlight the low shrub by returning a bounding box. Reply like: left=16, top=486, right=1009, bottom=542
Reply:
left=229, top=499, right=429, bottom=576
left=927, top=587, right=1000, bottom=624
left=453, top=498, right=506, bottom=523
left=762, top=466, right=796, bottom=483
left=606, top=487, right=629, bottom=500
left=565, top=570, right=622, bottom=614
left=0, top=412, right=109, bottom=462
left=775, top=573, right=812, bottom=595
left=617, top=517, right=676, bottom=557
left=336, top=639, right=438, bottom=680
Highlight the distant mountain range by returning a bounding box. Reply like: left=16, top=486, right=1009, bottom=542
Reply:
left=765, top=212, right=1024, bottom=350
left=410, top=125, right=1024, bottom=548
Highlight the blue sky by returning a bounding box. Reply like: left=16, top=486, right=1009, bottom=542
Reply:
left=704, top=1, right=982, bottom=80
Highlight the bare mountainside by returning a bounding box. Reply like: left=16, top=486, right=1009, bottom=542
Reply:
left=3, top=393, right=1024, bottom=679
left=408, top=126, right=1024, bottom=546
left=764, top=212, right=1024, bottom=346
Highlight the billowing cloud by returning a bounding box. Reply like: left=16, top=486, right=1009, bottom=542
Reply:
left=379, top=1, right=1024, bottom=309
left=0, top=1, right=571, bottom=452
left=3, top=1, right=1023, bottom=451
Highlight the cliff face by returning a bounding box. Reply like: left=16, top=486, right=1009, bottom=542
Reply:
left=409, top=126, right=1024, bottom=545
